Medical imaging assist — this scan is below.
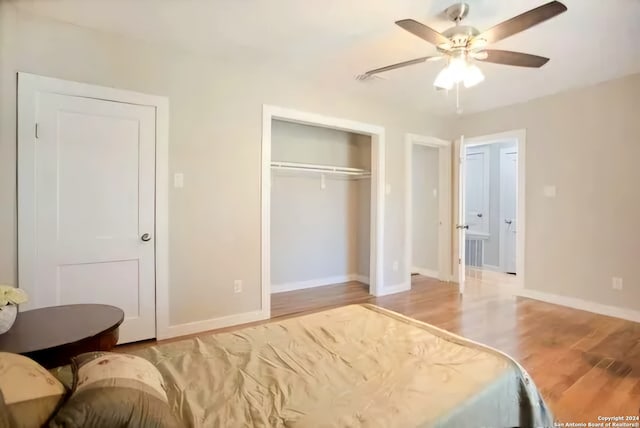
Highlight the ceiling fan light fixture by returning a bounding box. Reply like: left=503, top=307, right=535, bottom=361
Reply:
left=463, top=63, right=485, bottom=88
left=433, top=57, right=484, bottom=90
left=434, top=66, right=455, bottom=90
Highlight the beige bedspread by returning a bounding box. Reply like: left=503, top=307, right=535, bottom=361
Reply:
left=130, top=304, right=552, bottom=427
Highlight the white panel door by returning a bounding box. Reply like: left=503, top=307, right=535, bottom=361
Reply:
left=464, top=147, right=490, bottom=234
left=456, top=137, right=466, bottom=294
left=27, top=92, right=156, bottom=343
left=500, top=149, right=518, bottom=274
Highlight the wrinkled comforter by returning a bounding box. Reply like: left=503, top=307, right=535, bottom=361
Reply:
left=131, top=304, right=553, bottom=427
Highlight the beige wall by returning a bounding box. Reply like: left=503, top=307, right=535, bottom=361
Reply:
left=0, top=5, right=452, bottom=326
left=456, top=72, right=640, bottom=311
left=412, top=145, right=439, bottom=272
left=270, top=121, right=370, bottom=286
left=271, top=121, right=371, bottom=170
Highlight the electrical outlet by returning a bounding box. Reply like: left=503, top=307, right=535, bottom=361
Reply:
left=612, top=277, right=623, bottom=291
left=392, top=261, right=399, bottom=272
left=234, top=280, right=243, bottom=293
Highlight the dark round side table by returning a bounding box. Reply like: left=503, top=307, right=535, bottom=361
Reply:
left=0, top=304, right=124, bottom=368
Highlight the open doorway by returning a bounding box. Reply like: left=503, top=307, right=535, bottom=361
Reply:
left=404, top=134, right=452, bottom=287
left=456, top=130, right=525, bottom=292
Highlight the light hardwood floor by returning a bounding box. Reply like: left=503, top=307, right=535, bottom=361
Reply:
left=271, top=275, right=640, bottom=423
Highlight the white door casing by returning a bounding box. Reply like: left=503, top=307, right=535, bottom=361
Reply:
left=500, top=149, right=518, bottom=274
left=18, top=73, right=170, bottom=342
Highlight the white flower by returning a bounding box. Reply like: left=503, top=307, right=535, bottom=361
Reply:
left=0, top=285, right=29, bottom=306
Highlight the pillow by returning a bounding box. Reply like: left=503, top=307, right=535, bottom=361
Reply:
left=50, top=352, right=181, bottom=428
left=0, top=352, right=67, bottom=428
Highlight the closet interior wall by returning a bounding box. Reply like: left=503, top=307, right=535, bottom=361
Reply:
left=270, top=120, right=371, bottom=292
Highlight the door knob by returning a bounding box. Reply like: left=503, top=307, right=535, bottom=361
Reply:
left=141, top=233, right=152, bottom=242
left=456, top=225, right=469, bottom=230
left=504, top=220, right=513, bottom=225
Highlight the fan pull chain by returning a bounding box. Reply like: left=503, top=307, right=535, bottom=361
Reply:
left=456, top=82, right=463, bottom=115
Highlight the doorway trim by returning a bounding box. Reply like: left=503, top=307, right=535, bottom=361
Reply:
left=404, top=133, right=452, bottom=287
left=459, top=129, right=526, bottom=288
left=17, top=73, right=171, bottom=339
left=262, top=105, right=385, bottom=309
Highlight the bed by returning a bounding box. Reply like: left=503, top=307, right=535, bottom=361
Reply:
left=109, top=304, right=553, bottom=427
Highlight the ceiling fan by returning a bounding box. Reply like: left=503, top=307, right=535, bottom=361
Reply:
left=363, top=1, right=567, bottom=90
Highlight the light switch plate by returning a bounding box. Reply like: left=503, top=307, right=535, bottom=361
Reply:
left=174, top=173, right=184, bottom=188
left=543, top=185, right=556, bottom=198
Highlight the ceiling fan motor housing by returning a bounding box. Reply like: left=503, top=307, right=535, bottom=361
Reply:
left=442, top=25, right=480, bottom=49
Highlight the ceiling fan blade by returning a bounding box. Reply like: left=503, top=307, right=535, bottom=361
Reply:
left=395, top=19, right=451, bottom=47
left=365, top=56, right=437, bottom=75
left=475, top=1, right=567, bottom=44
left=478, top=50, right=550, bottom=68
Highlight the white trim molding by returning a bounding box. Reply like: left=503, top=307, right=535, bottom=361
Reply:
left=376, top=281, right=411, bottom=296
left=404, top=133, right=452, bottom=289
left=460, top=129, right=526, bottom=288
left=516, top=288, right=640, bottom=323
left=262, top=105, right=386, bottom=300
left=271, top=274, right=370, bottom=294
left=162, top=309, right=270, bottom=339
left=411, top=267, right=440, bottom=279
left=16, top=73, right=172, bottom=341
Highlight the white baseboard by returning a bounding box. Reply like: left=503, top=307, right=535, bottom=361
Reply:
left=376, top=281, right=411, bottom=297
left=353, top=274, right=370, bottom=285
left=480, top=264, right=501, bottom=272
left=160, top=309, right=269, bottom=340
left=516, top=288, right=640, bottom=323
left=271, top=274, right=369, bottom=294
left=411, top=266, right=439, bottom=279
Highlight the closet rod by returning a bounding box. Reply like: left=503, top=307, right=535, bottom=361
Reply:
left=270, top=161, right=370, bottom=176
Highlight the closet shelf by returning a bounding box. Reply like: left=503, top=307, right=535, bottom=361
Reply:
left=271, top=161, right=371, bottom=177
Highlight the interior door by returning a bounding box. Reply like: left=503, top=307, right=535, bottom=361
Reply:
left=500, top=149, right=518, bottom=274
left=464, top=147, right=490, bottom=234
left=25, top=92, right=156, bottom=343
left=456, top=137, right=467, bottom=294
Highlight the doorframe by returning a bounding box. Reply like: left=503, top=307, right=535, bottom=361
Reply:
left=262, top=105, right=385, bottom=309
left=404, top=133, right=452, bottom=287
left=456, top=129, right=526, bottom=288
left=499, top=146, right=518, bottom=273
left=16, top=73, right=171, bottom=339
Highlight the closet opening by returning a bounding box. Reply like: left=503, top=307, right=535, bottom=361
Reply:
left=261, top=106, right=385, bottom=319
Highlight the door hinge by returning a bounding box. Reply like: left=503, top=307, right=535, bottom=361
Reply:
left=458, top=258, right=461, bottom=264
left=35, top=123, right=39, bottom=139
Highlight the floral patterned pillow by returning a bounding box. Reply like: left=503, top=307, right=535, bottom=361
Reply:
left=0, top=352, right=67, bottom=427
left=50, top=352, right=181, bottom=428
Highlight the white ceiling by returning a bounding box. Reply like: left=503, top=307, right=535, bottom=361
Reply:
left=13, top=0, right=640, bottom=115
